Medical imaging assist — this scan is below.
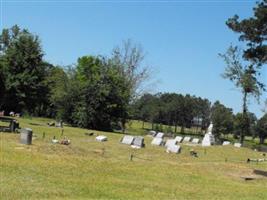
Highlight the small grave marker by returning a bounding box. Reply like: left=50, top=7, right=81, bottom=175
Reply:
left=151, top=137, right=163, bottom=146
left=174, top=136, right=183, bottom=143
left=183, top=136, right=191, bottom=143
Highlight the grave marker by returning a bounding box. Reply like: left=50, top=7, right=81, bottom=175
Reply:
left=121, top=135, right=135, bottom=145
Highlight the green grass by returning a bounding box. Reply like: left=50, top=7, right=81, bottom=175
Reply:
left=1, top=117, right=267, bottom=199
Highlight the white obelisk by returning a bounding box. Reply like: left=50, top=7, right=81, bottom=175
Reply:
left=202, top=122, right=215, bottom=146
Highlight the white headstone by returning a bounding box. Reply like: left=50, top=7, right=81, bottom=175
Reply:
left=121, top=135, right=134, bottom=145
left=201, top=123, right=215, bottom=147
left=166, top=144, right=181, bottom=154
left=183, top=136, right=191, bottom=143
left=234, top=143, right=242, bottom=148
left=174, top=136, right=183, bottom=143
left=155, top=132, right=164, bottom=138
left=96, top=135, right=107, bottom=142
left=151, top=138, right=163, bottom=146
left=165, top=139, right=177, bottom=147
left=192, top=138, right=200, bottom=144
left=222, top=141, right=231, bottom=146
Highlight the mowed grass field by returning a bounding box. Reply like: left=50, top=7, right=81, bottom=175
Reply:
left=1, top=117, right=267, bottom=200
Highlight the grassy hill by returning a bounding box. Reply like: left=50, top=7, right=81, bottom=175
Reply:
left=1, top=117, right=267, bottom=199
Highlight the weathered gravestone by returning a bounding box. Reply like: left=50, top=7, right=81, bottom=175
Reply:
left=121, top=135, right=135, bottom=145
left=183, top=136, right=191, bottom=143
left=20, top=128, right=32, bottom=145
left=165, top=139, right=177, bottom=148
left=222, top=141, right=231, bottom=146
left=234, top=143, right=242, bottom=148
left=132, top=136, right=145, bottom=148
left=55, top=120, right=63, bottom=128
left=192, top=138, right=200, bottom=144
left=155, top=132, right=164, bottom=138
left=166, top=144, right=181, bottom=154
left=148, top=130, right=157, bottom=137
left=174, top=136, right=183, bottom=143
left=96, top=135, right=107, bottom=142
left=151, top=137, right=163, bottom=146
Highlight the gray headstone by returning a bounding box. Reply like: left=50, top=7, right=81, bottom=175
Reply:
left=132, top=136, right=144, bottom=147
left=151, top=137, right=163, bottom=146
left=174, top=136, right=183, bottom=143
left=155, top=132, right=164, bottom=138
left=121, top=135, right=134, bottom=145
left=149, top=130, right=157, bottom=137
left=20, top=128, right=32, bottom=145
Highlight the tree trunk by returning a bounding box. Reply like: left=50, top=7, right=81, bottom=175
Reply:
left=259, top=137, right=265, bottom=145
left=174, top=123, right=177, bottom=133
left=121, top=118, right=126, bottom=134
left=142, top=121, right=145, bottom=129
left=181, top=125, right=185, bottom=134
left=240, top=91, right=248, bottom=144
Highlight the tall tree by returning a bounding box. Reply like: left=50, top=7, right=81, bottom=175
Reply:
left=111, top=40, right=151, bottom=131
left=0, top=25, right=47, bottom=114
left=220, top=45, right=265, bottom=143
left=226, top=0, right=267, bottom=66
left=211, top=101, right=234, bottom=140
left=256, top=113, right=267, bottom=144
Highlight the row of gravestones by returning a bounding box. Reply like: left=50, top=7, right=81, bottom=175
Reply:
left=150, top=132, right=196, bottom=154
left=120, top=135, right=145, bottom=149
left=150, top=130, right=242, bottom=149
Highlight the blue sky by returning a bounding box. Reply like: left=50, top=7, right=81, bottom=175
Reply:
left=2, top=0, right=267, bottom=117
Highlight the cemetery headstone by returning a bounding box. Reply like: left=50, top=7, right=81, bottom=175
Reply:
left=222, top=141, right=231, bottom=146
left=234, top=143, right=242, bottom=148
left=165, top=139, right=177, bottom=148
left=166, top=144, right=181, bottom=154
left=183, top=136, right=191, bottom=143
left=192, top=138, right=200, bottom=144
left=132, top=136, right=145, bottom=148
left=151, top=137, right=163, bottom=146
left=121, top=135, right=135, bottom=145
left=96, top=135, right=107, bottom=142
left=148, top=130, right=157, bottom=137
left=56, top=120, right=63, bottom=128
left=201, top=123, right=215, bottom=146
left=155, top=132, right=164, bottom=138
left=174, top=136, right=183, bottom=143
left=20, top=128, right=32, bottom=145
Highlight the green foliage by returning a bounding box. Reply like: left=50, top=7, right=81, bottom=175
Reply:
left=0, top=25, right=48, bottom=114
left=256, top=113, right=267, bottom=144
left=133, top=93, right=212, bottom=133
left=220, top=45, right=264, bottom=143
left=226, top=0, right=267, bottom=65
left=211, top=101, right=234, bottom=139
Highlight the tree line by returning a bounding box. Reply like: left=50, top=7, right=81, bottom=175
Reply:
left=0, top=0, right=266, bottom=143
left=0, top=25, right=148, bottom=131
left=132, top=92, right=267, bottom=144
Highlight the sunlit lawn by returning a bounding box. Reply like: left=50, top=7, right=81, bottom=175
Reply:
left=0, top=117, right=267, bottom=199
